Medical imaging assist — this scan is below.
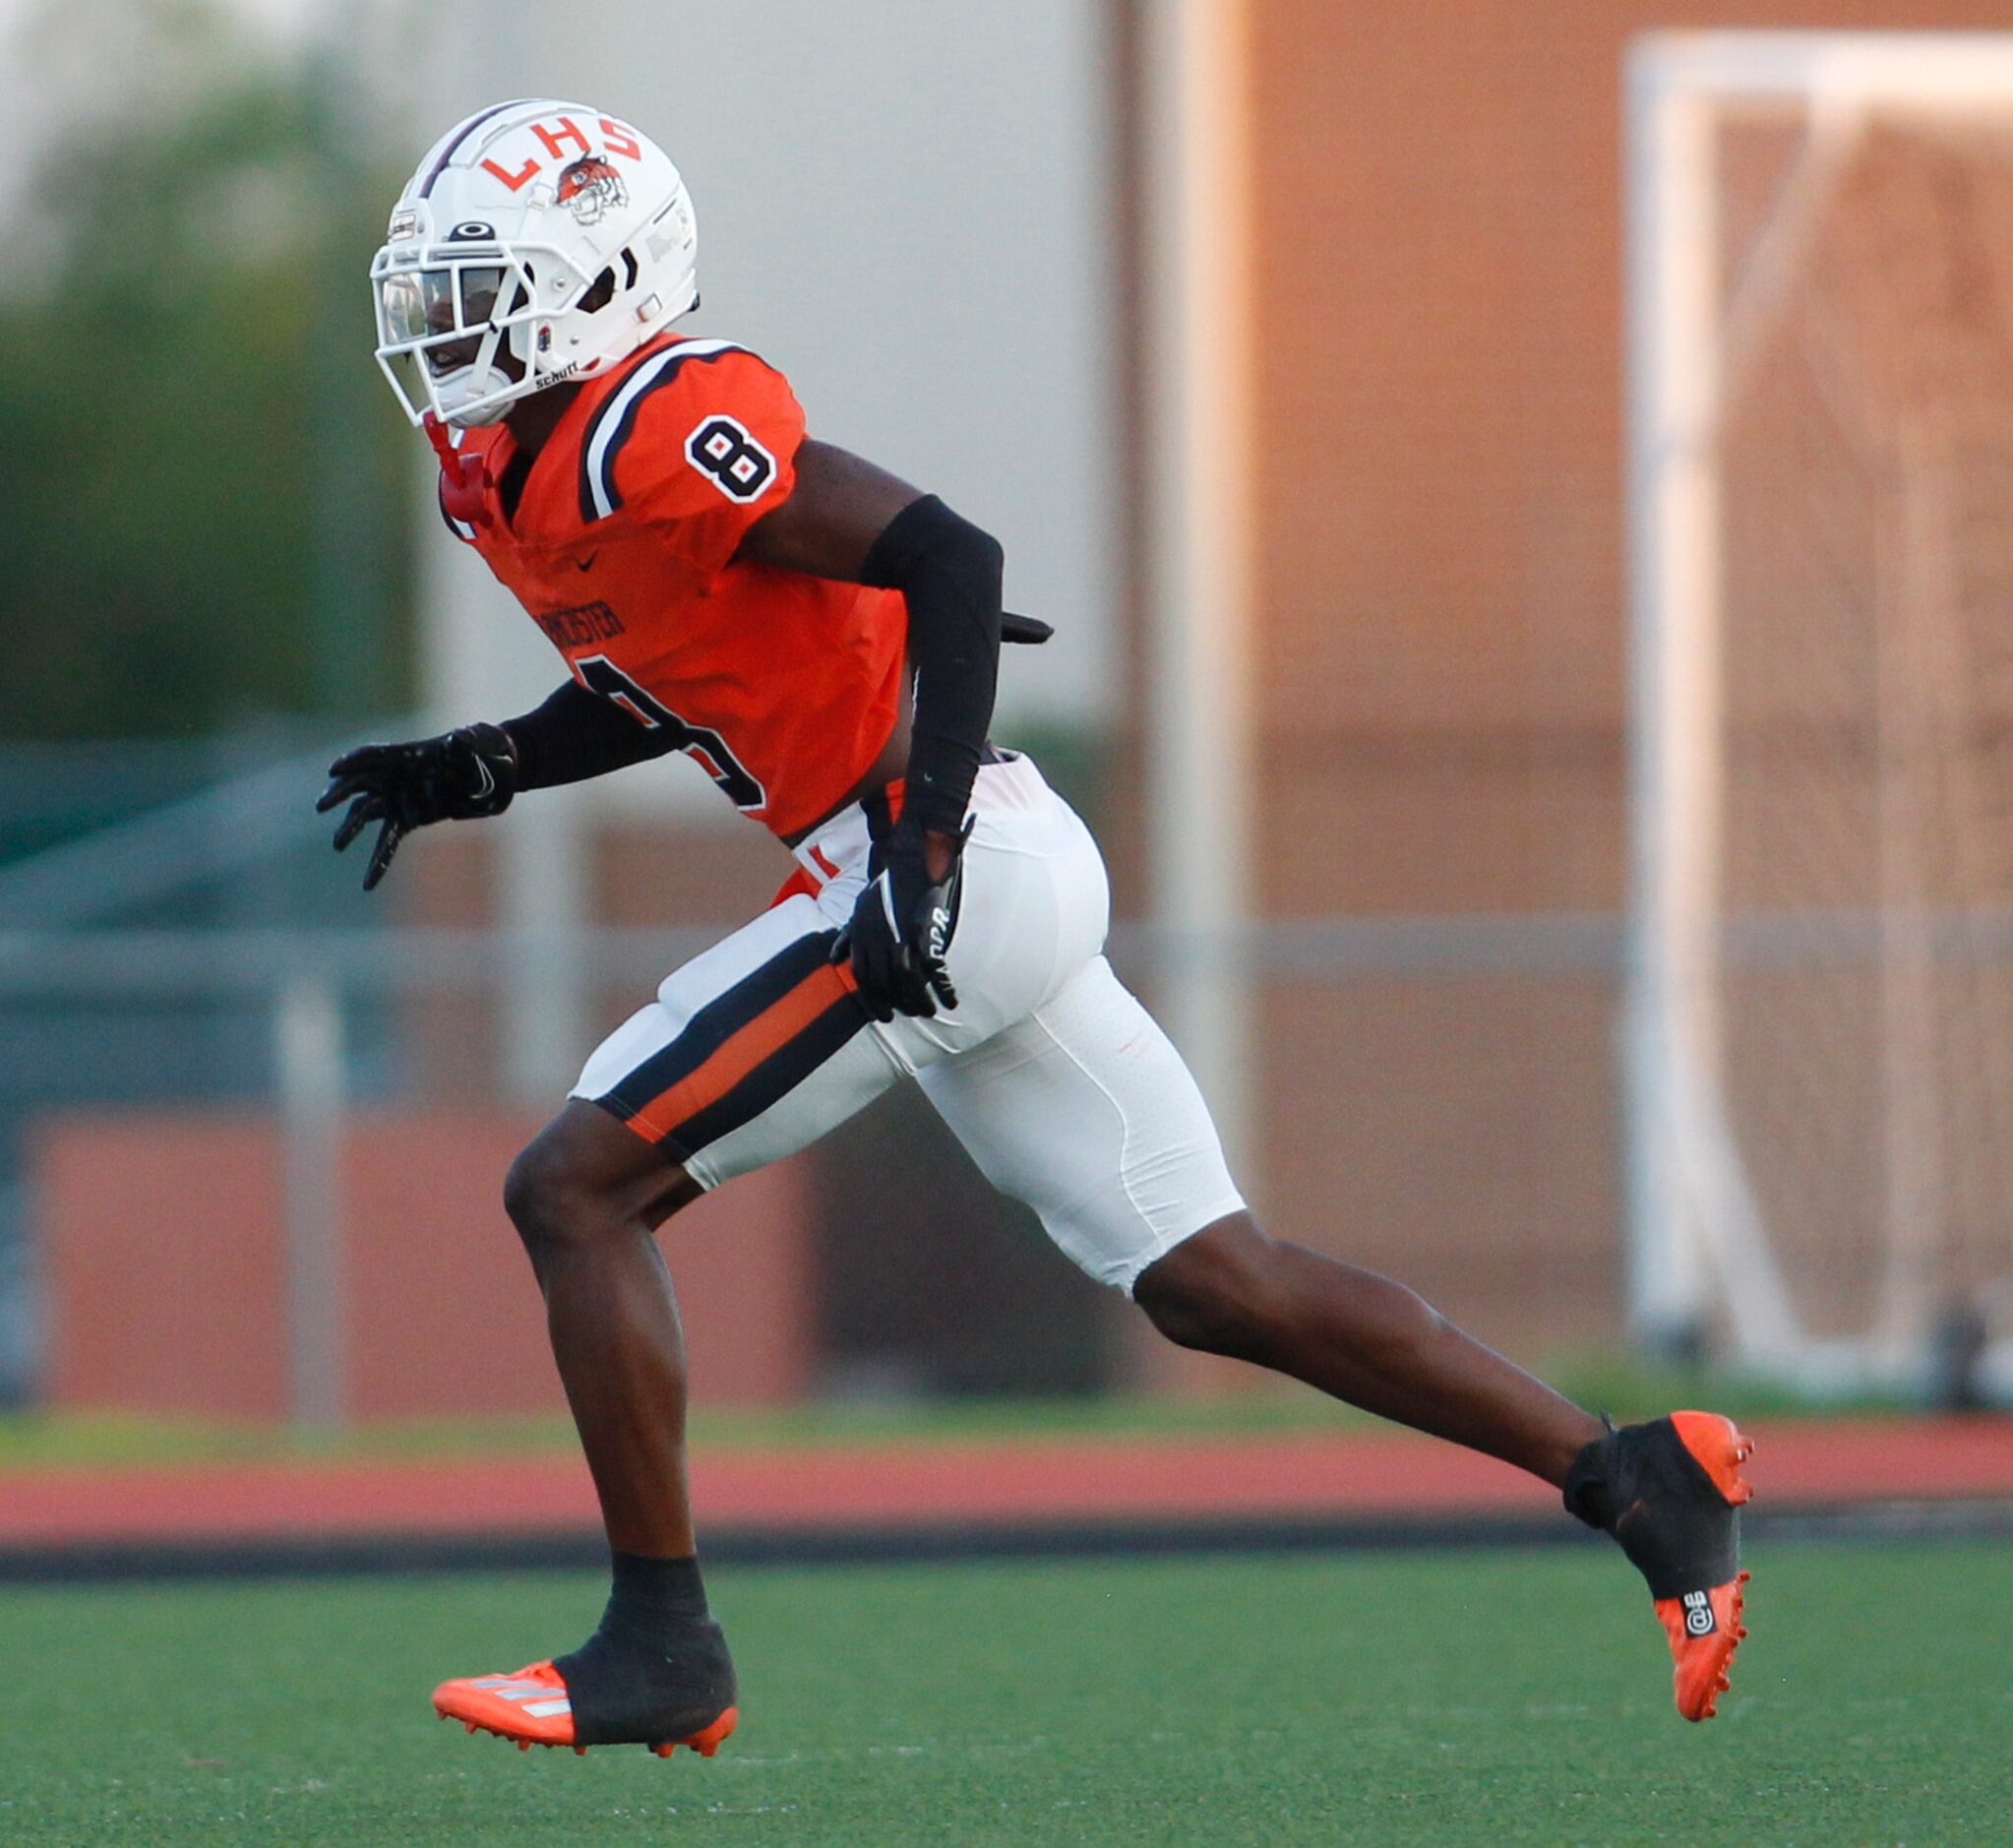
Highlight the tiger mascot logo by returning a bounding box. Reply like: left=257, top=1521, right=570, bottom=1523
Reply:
left=556, top=155, right=629, bottom=226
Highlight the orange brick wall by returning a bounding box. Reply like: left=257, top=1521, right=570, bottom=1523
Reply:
left=1210, top=0, right=2013, bottom=1353
left=1249, top=0, right=2013, bottom=886
left=37, top=1111, right=816, bottom=1420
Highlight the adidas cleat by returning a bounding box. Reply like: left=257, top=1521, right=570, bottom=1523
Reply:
left=1564, top=1410, right=1755, bottom=1721
left=432, top=1660, right=739, bottom=1759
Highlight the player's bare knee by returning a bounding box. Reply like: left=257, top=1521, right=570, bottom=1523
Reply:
left=1134, top=1215, right=1290, bottom=1359
left=505, top=1122, right=620, bottom=1256
left=506, top=1105, right=702, bottom=1259
left=503, top=1132, right=590, bottom=1255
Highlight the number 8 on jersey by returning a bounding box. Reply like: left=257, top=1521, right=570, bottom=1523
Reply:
left=685, top=415, right=775, bottom=502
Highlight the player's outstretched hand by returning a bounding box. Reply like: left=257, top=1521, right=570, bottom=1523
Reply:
left=317, top=723, right=518, bottom=891
left=838, top=816, right=971, bottom=1020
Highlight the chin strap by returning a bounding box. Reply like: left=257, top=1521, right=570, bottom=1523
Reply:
left=425, top=413, right=495, bottom=530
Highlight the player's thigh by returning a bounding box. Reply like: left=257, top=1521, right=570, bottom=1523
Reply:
left=916, top=955, right=1247, bottom=1294
left=799, top=753, right=1113, bottom=1065
left=924, top=758, right=1112, bottom=1046
left=571, top=894, right=904, bottom=1193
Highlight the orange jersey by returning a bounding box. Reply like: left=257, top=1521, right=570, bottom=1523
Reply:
left=438, top=335, right=907, bottom=838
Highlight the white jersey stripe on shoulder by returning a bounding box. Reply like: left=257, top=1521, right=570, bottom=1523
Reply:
left=655, top=339, right=742, bottom=361
left=582, top=339, right=746, bottom=523
left=582, top=347, right=682, bottom=522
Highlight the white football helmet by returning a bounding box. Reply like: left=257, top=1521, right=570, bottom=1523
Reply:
left=371, top=99, right=699, bottom=427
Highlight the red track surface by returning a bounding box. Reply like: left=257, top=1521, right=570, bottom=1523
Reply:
left=3, top=1419, right=2010, bottom=1546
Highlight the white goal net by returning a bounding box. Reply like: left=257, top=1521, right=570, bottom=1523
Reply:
left=1626, top=32, right=2013, bottom=1389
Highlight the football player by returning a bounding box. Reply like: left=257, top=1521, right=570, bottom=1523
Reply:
left=325, top=100, right=1753, bottom=1757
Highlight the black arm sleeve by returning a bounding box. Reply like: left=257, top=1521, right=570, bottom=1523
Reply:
left=501, top=680, right=676, bottom=790
left=859, top=494, right=1004, bottom=836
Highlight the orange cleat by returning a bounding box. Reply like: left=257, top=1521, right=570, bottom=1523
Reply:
left=432, top=1661, right=739, bottom=1758
left=1564, top=1409, right=1755, bottom=1721
left=1656, top=1568, right=1751, bottom=1722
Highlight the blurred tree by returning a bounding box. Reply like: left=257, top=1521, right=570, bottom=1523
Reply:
left=0, top=0, right=414, bottom=738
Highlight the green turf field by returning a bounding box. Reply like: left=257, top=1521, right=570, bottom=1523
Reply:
left=9, top=1541, right=2007, bottom=1844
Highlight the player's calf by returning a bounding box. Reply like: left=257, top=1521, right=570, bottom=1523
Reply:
left=501, top=1099, right=706, bottom=1559
left=1135, top=1217, right=1477, bottom=1395
left=1135, top=1217, right=1608, bottom=1491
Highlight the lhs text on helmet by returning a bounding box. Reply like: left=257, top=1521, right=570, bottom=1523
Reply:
left=477, top=113, right=643, bottom=194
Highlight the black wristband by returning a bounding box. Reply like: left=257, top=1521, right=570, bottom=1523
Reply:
left=860, top=495, right=1004, bottom=836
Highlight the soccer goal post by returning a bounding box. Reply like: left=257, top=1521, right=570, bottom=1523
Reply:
left=1625, top=31, right=2013, bottom=1391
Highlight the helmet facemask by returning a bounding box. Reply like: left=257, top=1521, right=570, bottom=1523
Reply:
left=373, top=240, right=598, bottom=427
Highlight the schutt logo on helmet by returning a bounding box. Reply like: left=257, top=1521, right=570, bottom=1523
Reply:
left=556, top=156, right=629, bottom=226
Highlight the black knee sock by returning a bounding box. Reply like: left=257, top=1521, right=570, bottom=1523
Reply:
left=555, top=1551, right=736, bottom=1745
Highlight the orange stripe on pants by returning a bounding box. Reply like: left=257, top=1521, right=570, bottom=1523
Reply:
left=631, top=959, right=859, bottom=1147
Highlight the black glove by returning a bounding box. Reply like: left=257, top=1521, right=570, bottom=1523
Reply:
left=317, top=722, right=518, bottom=891
left=838, top=816, right=971, bottom=1021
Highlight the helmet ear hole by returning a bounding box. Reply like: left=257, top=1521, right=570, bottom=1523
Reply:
left=580, top=267, right=616, bottom=314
